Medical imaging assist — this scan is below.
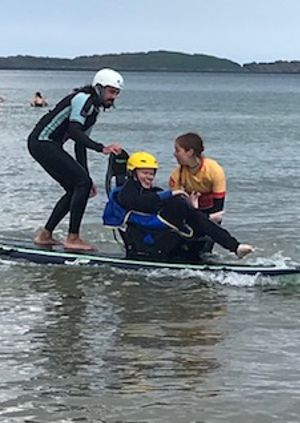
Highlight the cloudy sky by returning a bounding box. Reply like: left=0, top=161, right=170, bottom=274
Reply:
left=1, top=0, right=299, bottom=64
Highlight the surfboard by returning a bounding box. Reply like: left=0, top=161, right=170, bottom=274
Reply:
left=0, top=238, right=299, bottom=277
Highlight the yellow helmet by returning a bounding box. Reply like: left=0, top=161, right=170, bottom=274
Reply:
left=127, top=151, right=159, bottom=171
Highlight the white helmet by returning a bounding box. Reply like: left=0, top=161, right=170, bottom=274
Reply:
left=92, top=68, right=124, bottom=90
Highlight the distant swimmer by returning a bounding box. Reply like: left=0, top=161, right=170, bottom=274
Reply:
left=0, top=95, right=4, bottom=103
left=30, top=92, right=48, bottom=107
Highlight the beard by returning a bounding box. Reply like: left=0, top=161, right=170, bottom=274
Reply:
left=103, top=99, right=114, bottom=109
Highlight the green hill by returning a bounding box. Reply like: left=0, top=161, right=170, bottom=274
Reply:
left=243, top=60, right=300, bottom=73
left=0, top=50, right=242, bottom=72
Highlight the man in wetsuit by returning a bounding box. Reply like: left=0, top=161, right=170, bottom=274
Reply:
left=28, top=68, right=124, bottom=250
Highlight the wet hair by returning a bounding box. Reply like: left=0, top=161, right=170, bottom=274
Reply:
left=35, top=92, right=42, bottom=97
left=72, top=85, right=93, bottom=94
left=175, top=132, right=204, bottom=157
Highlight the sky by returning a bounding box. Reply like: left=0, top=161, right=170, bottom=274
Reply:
left=1, top=0, right=300, bottom=64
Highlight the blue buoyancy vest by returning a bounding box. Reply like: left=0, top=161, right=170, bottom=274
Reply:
left=102, top=188, right=168, bottom=230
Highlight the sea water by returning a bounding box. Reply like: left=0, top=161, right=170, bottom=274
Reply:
left=0, top=70, right=300, bottom=422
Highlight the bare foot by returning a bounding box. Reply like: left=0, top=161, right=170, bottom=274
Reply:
left=34, top=229, right=61, bottom=245
left=236, top=244, right=255, bottom=259
left=63, top=235, right=94, bottom=251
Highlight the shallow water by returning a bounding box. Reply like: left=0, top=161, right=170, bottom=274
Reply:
left=0, top=70, right=300, bottom=422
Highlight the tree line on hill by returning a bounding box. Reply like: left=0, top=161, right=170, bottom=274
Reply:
left=0, top=51, right=299, bottom=73
left=0, top=51, right=242, bottom=72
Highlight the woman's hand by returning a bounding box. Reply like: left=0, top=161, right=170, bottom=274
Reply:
left=209, top=211, right=224, bottom=223
left=189, top=191, right=201, bottom=208
left=102, top=144, right=122, bottom=155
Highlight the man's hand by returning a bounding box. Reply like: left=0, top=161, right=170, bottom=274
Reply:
left=89, top=183, right=97, bottom=198
left=102, top=144, right=122, bottom=155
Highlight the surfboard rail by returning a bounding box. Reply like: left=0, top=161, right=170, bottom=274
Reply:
left=0, top=239, right=300, bottom=277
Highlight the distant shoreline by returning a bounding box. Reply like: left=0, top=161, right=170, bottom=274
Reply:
left=1, top=51, right=300, bottom=74
left=1, top=68, right=300, bottom=75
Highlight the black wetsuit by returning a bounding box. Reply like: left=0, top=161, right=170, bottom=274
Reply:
left=117, top=178, right=240, bottom=253
left=28, top=86, right=104, bottom=234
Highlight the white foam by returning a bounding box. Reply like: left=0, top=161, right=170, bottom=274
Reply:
left=109, top=266, right=276, bottom=288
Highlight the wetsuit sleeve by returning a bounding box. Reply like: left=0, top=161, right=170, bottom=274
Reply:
left=204, top=164, right=226, bottom=214
left=206, top=198, right=225, bottom=214
left=69, top=93, right=90, bottom=125
left=156, top=190, right=172, bottom=200
left=117, top=180, right=167, bottom=214
left=74, top=142, right=88, bottom=169
left=68, top=93, right=104, bottom=152
left=68, top=121, right=104, bottom=152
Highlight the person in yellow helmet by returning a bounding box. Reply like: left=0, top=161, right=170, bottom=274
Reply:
left=104, top=151, right=254, bottom=259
